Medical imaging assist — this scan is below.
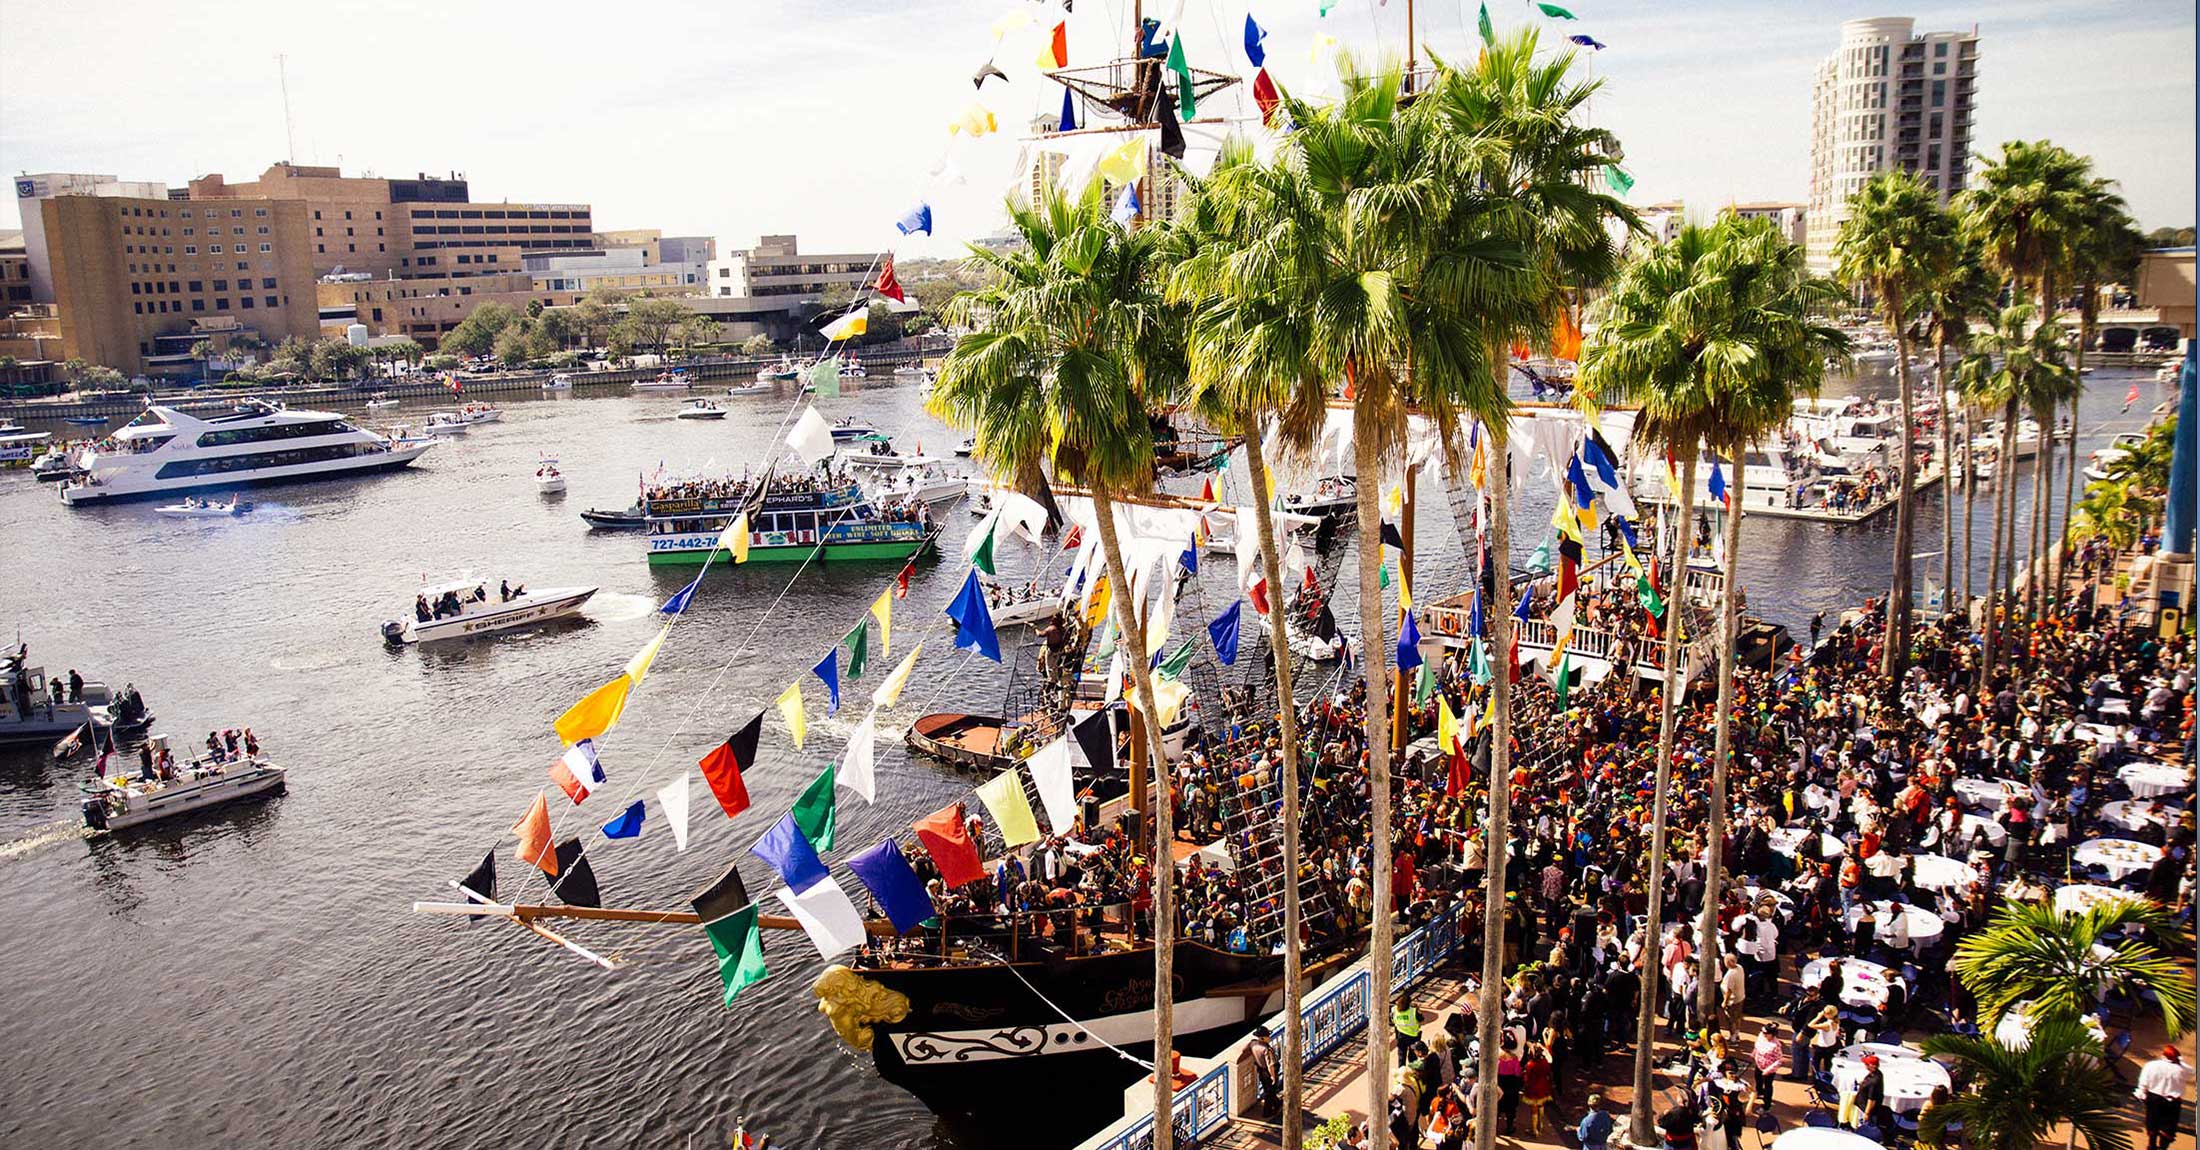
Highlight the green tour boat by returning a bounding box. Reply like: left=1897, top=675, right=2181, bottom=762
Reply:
left=643, top=476, right=936, bottom=566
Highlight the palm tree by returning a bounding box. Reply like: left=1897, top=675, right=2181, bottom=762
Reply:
left=1164, top=152, right=1339, bottom=1149
left=926, top=184, right=1192, bottom=1147
left=1919, top=1022, right=2133, bottom=1150
left=1952, top=899, right=2195, bottom=1036
left=1579, top=217, right=1846, bottom=1139
left=1426, top=37, right=1634, bottom=1150
left=1835, top=171, right=1958, bottom=675
left=1953, top=305, right=2063, bottom=679
left=2055, top=193, right=2139, bottom=594
left=1919, top=239, right=1998, bottom=617
left=2022, top=333, right=2080, bottom=620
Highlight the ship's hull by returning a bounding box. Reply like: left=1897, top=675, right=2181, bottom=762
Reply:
left=857, top=940, right=1288, bottom=1118
left=646, top=534, right=931, bottom=565
left=60, top=446, right=430, bottom=505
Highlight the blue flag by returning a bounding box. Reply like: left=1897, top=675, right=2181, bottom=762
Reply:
left=1058, top=86, right=1077, bottom=132
left=1567, top=33, right=1606, bottom=50
left=1469, top=587, right=1486, bottom=639
left=601, top=800, right=645, bottom=839
left=1244, top=13, right=1268, bottom=67
left=1616, top=515, right=1639, bottom=549
left=750, top=812, right=829, bottom=893
left=1208, top=600, right=1242, bottom=666
left=1514, top=585, right=1533, bottom=623
left=1583, top=432, right=1622, bottom=488
left=1708, top=460, right=1729, bottom=506
left=895, top=202, right=933, bottom=237
left=848, top=838, right=935, bottom=933
left=945, top=569, right=1001, bottom=662
left=659, top=572, right=705, bottom=616
left=1396, top=608, right=1424, bottom=671
left=812, top=648, right=841, bottom=715
left=1110, top=183, right=1142, bottom=227
left=1566, top=453, right=1595, bottom=510
left=1178, top=543, right=1198, bottom=575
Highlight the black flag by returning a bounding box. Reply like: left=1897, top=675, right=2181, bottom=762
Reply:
left=457, top=849, right=497, bottom=924
left=1380, top=520, right=1405, bottom=550
left=972, top=60, right=1009, bottom=90
left=1071, top=706, right=1117, bottom=775
left=546, top=838, right=601, bottom=909
left=1157, top=89, right=1186, bottom=159
left=689, top=860, right=753, bottom=924
left=1313, top=602, right=1340, bottom=642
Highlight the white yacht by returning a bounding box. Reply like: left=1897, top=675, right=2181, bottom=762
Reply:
left=423, top=411, right=471, bottom=435
left=81, top=736, right=286, bottom=833
left=384, top=577, right=598, bottom=644
left=867, top=461, right=970, bottom=506
left=535, top=460, right=567, bottom=494
left=58, top=400, right=433, bottom=506
left=0, top=420, right=51, bottom=448
left=542, top=374, right=574, bottom=391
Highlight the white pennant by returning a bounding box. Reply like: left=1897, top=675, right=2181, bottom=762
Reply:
left=656, top=770, right=691, bottom=852
left=1026, top=736, right=1078, bottom=836
left=840, top=709, right=878, bottom=803
left=776, top=878, right=869, bottom=959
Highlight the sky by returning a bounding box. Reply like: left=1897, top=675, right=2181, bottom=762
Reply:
left=1, top=0, right=2192, bottom=262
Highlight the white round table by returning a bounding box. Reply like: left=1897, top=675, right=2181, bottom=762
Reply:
left=2054, top=882, right=2138, bottom=916
left=1908, top=852, right=1979, bottom=891
left=1771, top=825, right=1846, bottom=859
left=1772, top=1125, right=1887, bottom=1150
left=1841, top=901, right=1945, bottom=947
left=2073, top=837, right=2163, bottom=881
left=1830, top=1042, right=1952, bottom=1114
left=2098, top=799, right=2175, bottom=834
left=2096, top=697, right=2132, bottom=718
left=1952, top=776, right=2028, bottom=811
left=1743, top=886, right=1796, bottom=921
left=1803, top=784, right=1841, bottom=816
left=1801, top=957, right=1895, bottom=1008
left=2073, top=722, right=2127, bottom=745
left=2119, top=762, right=2193, bottom=800
left=1995, top=1004, right=2107, bottom=1050
left=1928, top=811, right=2007, bottom=850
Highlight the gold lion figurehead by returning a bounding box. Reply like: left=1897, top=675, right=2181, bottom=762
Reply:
left=811, top=965, right=910, bottom=1052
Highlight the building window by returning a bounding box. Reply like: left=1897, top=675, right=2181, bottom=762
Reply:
left=133, top=301, right=143, bottom=314
left=258, top=226, right=268, bottom=235
left=255, top=208, right=267, bottom=217
left=214, top=279, right=228, bottom=291
left=231, top=209, right=242, bottom=218
left=266, top=296, right=278, bottom=308
left=240, top=297, right=254, bottom=309
left=216, top=298, right=229, bottom=309
left=192, top=299, right=205, bottom=312
left=317, top=244, right=325, bottom=253
left=1931, top=80, right=1945, bottom=105
left=262, top=277, right=276, bottom=289
left=184, top=246, right=197, bottom=255
left=260, top=244, right=271, bottom=253
left=313, top=210, right=321, bottom=220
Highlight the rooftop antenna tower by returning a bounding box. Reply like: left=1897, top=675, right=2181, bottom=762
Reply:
left=277, top=53, right=297, bottom=164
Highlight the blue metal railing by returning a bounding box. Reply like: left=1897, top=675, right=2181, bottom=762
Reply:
left=1085, top=902, right=1472, bottom=1150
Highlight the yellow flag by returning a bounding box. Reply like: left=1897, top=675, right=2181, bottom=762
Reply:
left=624, top=626, right=668, bottom=688
left=1083, top=575, right=1113, bottom=632
left=555, top=674, right=633, bottom=745
left=1437, top=694, right=1460, bottom=753
left=976, top=768, right=1042, bottom=848
left=1147, top=676, right=1191, bottom=727
left=1620, top=538, right=1646, bottom=578
left=776, top=682, right=807, bottom=748
left=1551, top=499, right=1583, bottom=543
left=1095, top=137, right=1148, bottom=186
left=869, top=590, right=893, bottom=657
left=718, top=513, right=750, bottom=563
left=1663, top=457, right=1685, bottom=504
left=1398, top=574, right=1413, bottom=613
left=871, top=642, right=923, bottom=709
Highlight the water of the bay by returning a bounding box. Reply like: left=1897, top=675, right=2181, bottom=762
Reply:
left=0, top=362, right=2168, bottom=1149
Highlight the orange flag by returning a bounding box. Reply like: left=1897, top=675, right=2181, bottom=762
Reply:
left=1553, top=306, right=1583, bottom=361
left=512, top=792, right=557, bottom=875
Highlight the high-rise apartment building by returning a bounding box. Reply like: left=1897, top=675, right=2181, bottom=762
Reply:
left=1807, top=17, right=1978, bottom=272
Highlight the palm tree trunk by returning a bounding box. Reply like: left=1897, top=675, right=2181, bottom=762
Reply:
left=1474, top=416, right=1516, bottom=1150
left=1993, top=399, right=2022, bottom=671
left=1242, top=426, right=1308, bottom=1150
left=2060, top=303, right=2092, bottom=595
left=2026, top=414, right=2049, bottom=620
left=2034, top=415, right=2056, bottom=614
left=1882, top=299, right=1918, bottom=677
left=1629, top=452, right=1697, bottom=1147
left=1089, top=487, right=1180, bottom=1150
left=1936, top=329, right=1955, bottom=618
left=1960, top=401, right=1974, bottom=622
left=1352, top=418, right=1397, bottom=1150
left=1696, top=451, right=1745, bottom=1022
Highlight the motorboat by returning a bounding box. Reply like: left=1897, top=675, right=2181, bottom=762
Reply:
left=0, top=645, right=153, bottom=745
left=2083, top=432, right=2147, bottom=482
left=725, top=382, right=776, bottom=397
left=64, top=415, right=108, bottom=426
left=581, top=501, right=648, bottom=530
left=542, top=374, right=574, bottom=391
left=676, top=400, right=728, bottom=420
left=828, top=417, right=880, bottom=442
left=423, top=412, right=472, bottom=435
left=0, top=420, right=51, bottom=447
left=364, top=394, right=400, bottom=409
left=383, top=578, right=598, bottom=644
left=842, top=358, right=868, bottom=379
left=982, top=582, right=1065, bottom=629
left=758, top=361, right=801, bottom=383
left=58, top=399, right=432, bottom=506
left=30, top=446, right=83, bottom=483
left=892, top=364, right=931, bottom=381
left=1283, top=475, right=1358, bottom=522
left=454, top=403, right=500, bottom=424
left=81, top=735, right=286, bottom=833
left=953, top=438, right=975, bottom=458
left=867, top=461, right=970, bottom=506
left=632, top=372, right=692, bottom=392
left=156, top=496, right=253, bottom=518
left=643, top=479, right=933, bottom=565
left=535, top=460, right=567, bottom=494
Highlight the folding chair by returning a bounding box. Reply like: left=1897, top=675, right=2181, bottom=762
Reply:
left=1805, top=1111, right=1839, bottom=1129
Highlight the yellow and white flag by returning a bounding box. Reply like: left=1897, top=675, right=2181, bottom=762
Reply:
left=776, top=682, right=807, bottom=748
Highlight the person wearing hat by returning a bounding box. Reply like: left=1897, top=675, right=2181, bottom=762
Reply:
left=2137, top=1046, right=2195, bottom=1150
left=1247, top=1023, right=1279, bottom=1118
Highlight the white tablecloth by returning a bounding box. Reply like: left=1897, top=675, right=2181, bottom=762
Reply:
left=2073, top=722, right=2127, bottom=745
left=1952, top=777, right=2029, bottom=811
left=1772, top=1128, right=1885, bottom=1150
left=1830, top=1043, right=1952, bottom=1113
left=1909, top=853, right=1979, bottom=891
left=2096, top=697, right=2132, bottom=717
left=1995, top=1005, right=2107, bottom=1050
left=2120, top=762, right=2192, bottom=799
left=2098, top=799, right=2174, bottom=834
left=1803, top=784, right=1840, bottom=815
left=2073, top=837, right=2163, bottom=880
left=1928, top=811, right=2008, bottom=850
left=1771, top=825, right=1846, bottom=859
left=1841, top=902, right=1945, bottom=946
left=2054, top=882, right=2138, bottom=916
left=1801, top=957, right=1895, bottom=1008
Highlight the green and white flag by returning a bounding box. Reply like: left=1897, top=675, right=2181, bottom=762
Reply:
left=1477, top=1, right=1494, bottom=43
left=703, top=905, right=768, bottom=1006
left=1535, top=2, right=1576, bottom=18
left=791, top=762, right=838, bottom=852
left=1604, top=165, right=1635, bottom=196
left=808, top=356, right=842, bottom=399
left=1166, top=34, right=1196, bottom=119
left=842, top=617, right=870, bottom=681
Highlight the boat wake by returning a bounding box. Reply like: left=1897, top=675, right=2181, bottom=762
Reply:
left=0, top=820, right=95, bottom=860
left=586, top=593, right=661, bottom=623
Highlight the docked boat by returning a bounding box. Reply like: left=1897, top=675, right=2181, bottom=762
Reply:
left=1283, top=475, right=1358, bottom=522
left=829, top=418, right=880, bottom=441
left=2083, top=432, right=2147, bottom=482
left=953, top=438, right=975, bottom=458
left=155, top=496, right=253, bottom=518
left=580, top=501, right=648, bottom=530
left=725, top=382, right=776, bottom=397
left=423, top=412, right=472, bottom=435
left=985, top=585, right=1065, bottom=629
left=643, top=476, right=934, bottom=566
left=892, top=364, right=931, bottom=381
left=0, top=420, right=52, bottom=448
left=364, top=394, right=400, bottom=409
left=535, top=460, right=567, bottom=494
left=676, top=400, right=727, bottom=420
left=57, top=400, right=433, bottom=506
left=542, top=374, right=573, bottom=391
left=1, top=645, right=153, bottom=745
left=758, top=361, right=802, bottom=384
left=81, top=736, right=286, bottom=833
left=867, top=461, right=970, bottom=507
left=633, top=372, right=693, bottom=392
left=383, top=578, right=598, bottom=644
left=63, top=415, right=108, bottom=427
